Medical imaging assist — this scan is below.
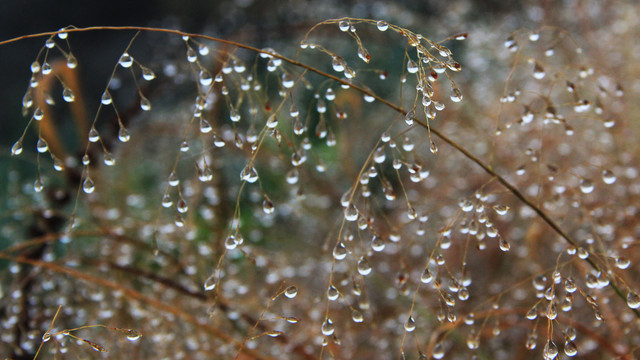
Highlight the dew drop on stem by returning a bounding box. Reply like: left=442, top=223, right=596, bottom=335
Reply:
left=376, top=20, right=389, bottom=31
left=199, top=70, right=212, bottom=86
left=139, top=95, right=151, bottom=111
left=344, top=202, right=358, bottom=221
left=627, top=292, right=640, bottom=309
left=563, top=340, right=578, bottom=357
left=83, top=177, right=95, bottom=194
left=351, top=309, right=364, bottom=323
left=88, top=127, right=100, bottom=142
left=284, top=286, right=298, bottom=299
left=33, top=178, right=44, bottom=193
left=141, top=66, right=155, bottom=81
left=101, top=90, right=112, bottom=105
left=118, top=126, right=130, bottom=142
left=11, top=139, right=22, bottom=156
left=357, top=256, right=372, bottom=276
left=602, top=169, right=616, bottom=184
left=544, top=340, right=559, bottom=359
left=161, top=193, right=173, bottom=208
left=62, top=87, right=75, bottom=102
left=321, top=318, right=335, bottom=336
left=338, top=20, right=350, bottom=32
left=203, top=274, right=216, bottom=291
left=404, top=316, right=416, bottom=332
left=119, top=53, right=133, bottom=68
left=333, top=241, right=347, bottom=260
left=168, top=172, right=179, bottom=187
left=66, top=53, right=78, bottom=69
left=200, top=117, right=212, bottom=133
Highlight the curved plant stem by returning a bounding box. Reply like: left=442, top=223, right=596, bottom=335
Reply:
left=1, top=25, right=636, bottom=318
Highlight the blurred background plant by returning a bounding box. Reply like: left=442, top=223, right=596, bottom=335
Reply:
left=1, top=0, right=639, bottom=359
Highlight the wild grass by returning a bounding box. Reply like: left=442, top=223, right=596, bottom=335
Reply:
left=1, top=7, right=640, bottom=360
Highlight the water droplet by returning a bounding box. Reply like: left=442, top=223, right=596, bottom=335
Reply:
left=333, top=241, right=348, bottom=260
left=204, top=274, right=216, bottom=291
left=103, top=153, right=116, bottom=166
left=176, top=198, right=188, bottom=213
left=119, top=53, right=133, bottom=68
left=284, top=286, right=298, bottom=299
left=30, top=61, right=41, bottom=73
left=197, top=44, right=209, bottom=56
left=66, top=53, right=77, bottom=69
left=33, top=107, right=44, bottom=120
left=88, top=127, right=100, bottom=142
left=450, top=87, right=463, bottom=102
left=11, top=140, right=23, bottom=156
left=262, top=199, right=275, bottom=214
left=62, top=87, right=75, bottom=102
left=321, top=318, right=335, bottom=336
left=458, top=287, right=470, bottom=301
left=286, top=168, right=299, bottom=184
left=118, top=126, right=130, bottom=142
left=602, top=169, right=616, bottom=184
left=404, top=316, right=416, bottom=332
left=224, top=234, right=237, bottom=250
left=404, top=110, right=414, bottom=126
left=466, top=332, right=480, bottom=350
left=525, top=333, right=537, bottom=350
left=544, top=340, right=558, bottom=359
left=141, top=66, right=155, bottom=81
left=344, top=202, right=358, bottom=221
left=33, top=178, right=44, bottom=192
left=82, top=154, right=91, bottom=165
left=45, top=38, right=55, bottom=48
left=579, top=178, right=594, bottom=194
left=533, top=62, right=546, bottom=79
left=83, top=177, right=95, bottom=194
left=357, top=46, right=371, bottom=63
left=493, top=205, right=509, bottom=215
left=240, top=164, right=259, bottom=183
left=161, top=193, right=173, bottom=208
left=338, top=20, right=350, bottom=32
left=200, top=117, right=212, bottom=133
left=327, top=285, right=339, bottom=301
left=357, top=256, right=372, bottom=276
left=615, top=256, right=630, bottom=269
left=371, top=236, right=386, bottom=252
left=101, top=91, right=113, bottom=105
left=376, top=20, right=389, bottom=31
left=563, top=340, right=578, bottom=357
left=140, top=95, right=151, bottom=111
left=407, top=59, right=419, bottom=73
left=430, top=140, right=438, bottom=154
left=168, top=171, right=180, bottom=187
left=266, top=114, right=278, bottom=128
left=529, top=32, right=540, bottom=41
left=627, top=292, right=640, bottom=309
left=499, top=238, right=510, bottom=252
left=186, top=47, right=197, bottom=62
left=229, top=108, right=241, bottom=122
left=351, top=309, right=364, bottom=323
left=123, top=329, right=142, bottom=341
left=414, top=267, right=432, bottom=285
left=199, top=70, right=212, bottom=86
left=281, top=73, right=294, bottom=88
left=331, top=57, right=345, bottom=72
